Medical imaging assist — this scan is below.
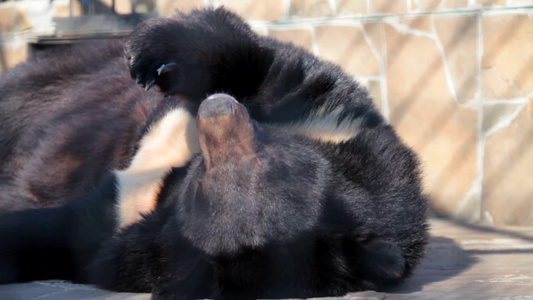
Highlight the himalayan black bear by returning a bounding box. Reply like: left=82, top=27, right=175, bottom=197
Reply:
left=0, top=7, right=428, bottom=300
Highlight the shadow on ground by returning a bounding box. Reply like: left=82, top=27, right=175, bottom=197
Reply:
left=388, top=236, right=478, bottom=294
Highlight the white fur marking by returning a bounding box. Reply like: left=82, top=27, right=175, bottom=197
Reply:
left=116, top=108, right=200, bottom=228
left=279, top=106, right=363, bottom=143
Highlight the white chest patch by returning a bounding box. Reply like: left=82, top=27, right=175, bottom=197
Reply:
left=278, top=105, right=363, bottom=143
left=116, top=107, right=200, bottom=228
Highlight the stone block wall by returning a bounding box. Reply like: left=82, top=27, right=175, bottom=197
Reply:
left=192, top=0, right=533, bottom=227
left=0, top=0, right=60, bottom=72
left=1, top=0, right=532, bottom=226
left=0, top=5, right=30, bottom=72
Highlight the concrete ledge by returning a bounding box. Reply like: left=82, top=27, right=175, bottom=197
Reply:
left=2, top=218, right=533, bottom=299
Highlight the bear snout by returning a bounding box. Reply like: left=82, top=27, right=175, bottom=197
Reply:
left=197, top=94, right=255, bottom=169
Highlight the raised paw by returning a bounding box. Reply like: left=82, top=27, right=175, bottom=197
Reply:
left=124, top=17, right=185, bottom=95
left=123, top=8, right=259, bottom=99
left=123, top=13, right=207, bottom=97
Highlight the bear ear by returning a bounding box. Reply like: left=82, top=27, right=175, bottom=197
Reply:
left=197, top=94, right=255, bottom=170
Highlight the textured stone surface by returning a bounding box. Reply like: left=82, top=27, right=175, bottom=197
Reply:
left=216, top=0, right=285, bottom=21
left=508, top=0, right=533, bottom=5
left=2, top=218, right=533, bottom=299
left=289, top=0, right=332, bottom=18
left=416, top=0, right=444, bottom=10
left=443, top=0, right=469, bottom=9
left=0, top=6, right=31, bottom=33
left=362, top=21, right=384, bottom=54
left=399, top=15, right=432, bottom=32
left=0, top=42, right=27, bottom=73
left=157, top=0, right=203, bottom=16
left=434, top=14, right=478, bottom=104
left=384, top=22, right=478, bottom=221
left=370, top=0, right=407, bottom=14
left=478, top=0, right=507, bottom=5
left=56, top=1, right=83, bottom=17
left=482, top=102, right=526, bottom=133
left=368, top=80, right=383, bottom=111
left=368, top=80, right=384, bottom=112
left=358, top=79, right=384, bottom=112
left=315, top=25, right=380, bottom=77
left=483, top=100, right=533, bottom=226
left=482, top=14, right=533, bottom=99
left=101, top=0, right=133, bottom=14
left=334, top=0, right=367, bottom=15
left=268, top=27, right=314, bottom=53
left=250, top=24, right=268, bottom=36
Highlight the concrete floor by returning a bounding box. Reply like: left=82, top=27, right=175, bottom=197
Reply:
left=1, top=217, right=533, bottom=300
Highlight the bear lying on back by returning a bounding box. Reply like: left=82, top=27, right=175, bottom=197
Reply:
left=0, top=7, right=428, bottom=300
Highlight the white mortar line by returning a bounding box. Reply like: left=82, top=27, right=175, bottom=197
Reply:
left=281, top=0, right=291, bottom=19
left=412, top=0, right=420, bottom=11
left=454, top=177, right=482, bottom=222
left=467, top=0, right=478, bottom=8
left=329, top=0, right=337, bottom=15
left=247, top=6, right=533, bottom=28
left=440, top=0, right=448, bottom=10
left=484, top=211, right=494, bottom=224
left=454, top=11, right=485, bottom=223
left=309, top=25, right=320, bottom=56
left=291, top=19, right=360, bottom=26
left=483, top=8, right=533, bottom=16
left=356, top=77, right=369, bottom=87
left=259, top=22, right=314, bottom=30
left=355, top=75, right=383, bottom=81
left=365, top=0, right=371, bottom=14
left=475, top=12, right=486, bottom=224
left=358, top=22, right=383, bottom=68
left=358, top=22, right=389, bottom=121
left=484, top=97, right=532, bottom=104
left=251, top=23, right=269, bottom=36
left=407, top=0, right=412, bottom=12
left=430, top=15, right=459, bottom=103
left=383, top=17, right=434, bottom=38
left=485, top=100, right=528, bottom=137
left=379, top=22, right=390, bottom=121
left=468, top=94, right=528, bottom=224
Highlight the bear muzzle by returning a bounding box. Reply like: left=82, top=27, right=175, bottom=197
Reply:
left=197, top=94, right=256, bottom=170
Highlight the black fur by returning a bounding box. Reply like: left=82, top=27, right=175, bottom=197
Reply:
left=0, top=7, right=428, bottom=299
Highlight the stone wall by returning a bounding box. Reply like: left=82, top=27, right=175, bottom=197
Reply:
left=1, top=0, right=532, bottom=226
left=0, top=0, right=63, bottom=72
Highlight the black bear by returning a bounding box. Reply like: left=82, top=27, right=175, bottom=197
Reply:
left=0, top=7, right=428, bottom=300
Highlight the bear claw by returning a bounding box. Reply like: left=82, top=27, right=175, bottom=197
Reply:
left=157, top=62, right=177, bottom=76
left=145, top=79, right=156, bottom=91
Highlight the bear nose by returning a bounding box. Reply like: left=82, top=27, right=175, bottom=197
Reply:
left=199, top=94, right=238, bottom=118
